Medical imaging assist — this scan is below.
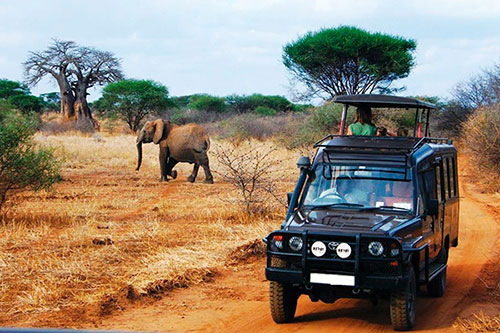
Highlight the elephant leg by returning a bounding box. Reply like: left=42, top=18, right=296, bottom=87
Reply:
left=165, top=158, right=179, bottom=179
left=159, top=148, right=169, bottom=182
left=187, top=163, right=200, bottom=183
left=201, top=156, right=214, bottom=184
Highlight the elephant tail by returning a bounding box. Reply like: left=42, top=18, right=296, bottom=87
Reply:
left=205, top=136, right=211, bottom=151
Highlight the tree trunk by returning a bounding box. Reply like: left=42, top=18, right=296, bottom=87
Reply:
left=74, top=85, right=97, bottom=131
left=57, top=77, right=75, bottom=119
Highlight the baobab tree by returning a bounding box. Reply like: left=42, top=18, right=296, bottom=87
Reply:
left=24, top=39, right=123, bottom=129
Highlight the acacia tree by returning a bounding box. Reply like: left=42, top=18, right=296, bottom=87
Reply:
left=24, top=40, right=123, bottom=129
left=94, top=79, right=173, bottom=131
left=283, top=26, right=416, bottom=100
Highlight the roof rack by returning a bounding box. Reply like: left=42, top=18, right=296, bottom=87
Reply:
left=333, top=94, right=437, bottom=109
left=313, top=136, right=451, bottom=177
left=313, top=135, right=451, bottom=153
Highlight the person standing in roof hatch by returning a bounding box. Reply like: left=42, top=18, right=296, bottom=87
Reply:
left=347, top=106, right=377, bottom=136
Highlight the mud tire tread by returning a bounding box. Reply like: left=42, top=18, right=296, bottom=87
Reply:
left=390, top=266, right=416, bottom=331
left=269, top=281, right=297, bottom=323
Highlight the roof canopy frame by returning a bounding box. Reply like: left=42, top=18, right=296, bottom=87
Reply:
left=334, top=94, right=436, bottom=137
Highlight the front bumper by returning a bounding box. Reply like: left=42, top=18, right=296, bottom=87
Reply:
left=265, top=230, right=408, bottom=292
left=265, top=267, right=408, bottom=290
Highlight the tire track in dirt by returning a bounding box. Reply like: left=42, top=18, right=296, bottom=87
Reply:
left=96, top=173, right=500, bottom=332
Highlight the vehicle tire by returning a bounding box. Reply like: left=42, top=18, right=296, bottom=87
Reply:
left=269, top=281, right=298, bottom=323
left=390, top=265, right=417, bottom=331
left=428, top=246, right=448, bottom=297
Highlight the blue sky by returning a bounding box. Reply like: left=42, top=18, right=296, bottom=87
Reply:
left=1, top=0, right=500, bottom=103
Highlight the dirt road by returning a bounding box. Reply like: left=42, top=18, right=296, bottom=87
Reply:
left=97, top=176, right=500, bottom=332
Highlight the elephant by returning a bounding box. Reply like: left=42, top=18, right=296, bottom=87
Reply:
left=135, top=119, right=214, bottom=184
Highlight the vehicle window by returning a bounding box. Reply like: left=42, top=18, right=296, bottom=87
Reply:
left=435, top=163, right=442, bottom=202
left=451, top=157, right=457, bottom=196
left=443, top=159, right=449, bottom=200
left=302, top=163, right=413, bottom=210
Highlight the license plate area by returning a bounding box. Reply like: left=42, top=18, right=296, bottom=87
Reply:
left=310, top=273, right=355, bottom=286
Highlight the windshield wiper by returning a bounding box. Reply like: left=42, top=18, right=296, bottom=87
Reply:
left=362, top=205, right=412, bottom=213
left=307, top=203, right=365, bottom=210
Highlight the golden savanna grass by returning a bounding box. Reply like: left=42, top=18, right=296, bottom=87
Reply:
left=0, top=130, right=301, bottom=327
left=455, top=312, right=500, bottom=332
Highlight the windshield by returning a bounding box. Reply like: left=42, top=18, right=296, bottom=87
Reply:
left=302, top=163, right=414, bottom=211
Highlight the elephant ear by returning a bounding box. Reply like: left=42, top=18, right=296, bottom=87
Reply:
left=153, top=119, right=165, bottom=144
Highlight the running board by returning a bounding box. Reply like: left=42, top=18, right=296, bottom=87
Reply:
left=419, top=263, right=447, bottom=285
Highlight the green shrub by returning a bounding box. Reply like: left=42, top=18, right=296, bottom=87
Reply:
left=189, top=95, right=226, bottom=113
left=292, top=104, right=313, bottom=112
left=0, top=79, right=30, bottom=99
left=0, top=109, right=61, bottom=212
left=254, top=106, right=276, bottom=116
left=8, top=94, right=44, bottom=114
left=226, top=94, right=292, bottom=113
left=309, top=103, right=345, bottom=132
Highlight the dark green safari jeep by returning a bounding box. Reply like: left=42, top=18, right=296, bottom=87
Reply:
left=265, top=95, right=459, bottom=331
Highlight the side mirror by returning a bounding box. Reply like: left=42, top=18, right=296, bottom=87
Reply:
left=287, top=192, right=293, bottom=207
left=297, top=156, right=311, bottom=170
left=427, top=199, right=439, bottom=217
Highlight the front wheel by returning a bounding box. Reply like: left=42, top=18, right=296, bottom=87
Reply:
left=390, top=265, right=417, bottom=331
left=269, top=281, right=298, bottom=323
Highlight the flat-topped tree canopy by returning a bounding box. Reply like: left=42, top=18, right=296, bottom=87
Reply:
left=333, top=94, right=436, bottom=109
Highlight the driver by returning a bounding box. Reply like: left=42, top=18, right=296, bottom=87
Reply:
left=343, top=171, right=375, bottom=205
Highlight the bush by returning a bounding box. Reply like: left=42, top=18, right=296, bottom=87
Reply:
left=170, top=108, right=226, bottom=125
left=226, top=94, right=292, bottom=113
left=0, top=79, right=29, bottom=99
left=254, top=106, right=276, bottom=116
left=463, top=105, right=500, bottom=177
left=213, top=142, right=280, bottom=215
left=0, top=109, right=61, bottom=212
left=8, top=94, right=44, bottom=114
left=189, top=95, right=226, bottom=113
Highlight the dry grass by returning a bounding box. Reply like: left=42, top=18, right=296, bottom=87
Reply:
left=455, top=312, right=500, bottom=332
left=0, top=130, right=301, bottom=327
left=462, top=105, right=500, bottom=192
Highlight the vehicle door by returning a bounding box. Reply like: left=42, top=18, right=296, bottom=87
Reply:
left=418, top=161, right=443, bottom=260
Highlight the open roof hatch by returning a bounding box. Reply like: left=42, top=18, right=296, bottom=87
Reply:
left=333, top=94, right=437, bottom=137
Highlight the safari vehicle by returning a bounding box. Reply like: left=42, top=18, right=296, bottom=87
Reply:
left=264, top=95, right=459, bottom=331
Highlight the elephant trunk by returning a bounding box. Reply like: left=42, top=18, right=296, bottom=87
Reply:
left=136, top=142, right=143, bottom=171
left=136, top=131, right=145, bottom=171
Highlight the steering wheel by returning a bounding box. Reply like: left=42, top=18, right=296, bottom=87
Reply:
left=317, top=188, right=346, bottom=203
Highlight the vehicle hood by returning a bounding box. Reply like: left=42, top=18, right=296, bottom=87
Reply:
left=286, top=209, right=415, bottom=235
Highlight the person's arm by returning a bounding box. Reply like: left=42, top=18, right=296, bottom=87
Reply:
left=347, top=125, right=353, bottom=135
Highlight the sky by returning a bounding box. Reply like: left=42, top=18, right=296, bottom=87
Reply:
left=1, top=0, right=500, bottom=103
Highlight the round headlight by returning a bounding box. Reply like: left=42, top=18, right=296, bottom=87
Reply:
left=368, top=241, right=384, bottom=256
left=390, top=248, right=400, bottom=257
left=289, top=236, right=303, bottom=251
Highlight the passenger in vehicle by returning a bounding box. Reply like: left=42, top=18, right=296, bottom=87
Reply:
left=397, top=127, right=409, bottom=137
left=383, top=182, right=412, bottom=209
left=376, top=127, right=388, bottom=136
left=377, top=126, right=396, bottom=137
left=347, top=107, right=377, bottom=136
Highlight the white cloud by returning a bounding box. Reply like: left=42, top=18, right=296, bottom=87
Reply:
left=1, top=0, right=500, bottom=100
